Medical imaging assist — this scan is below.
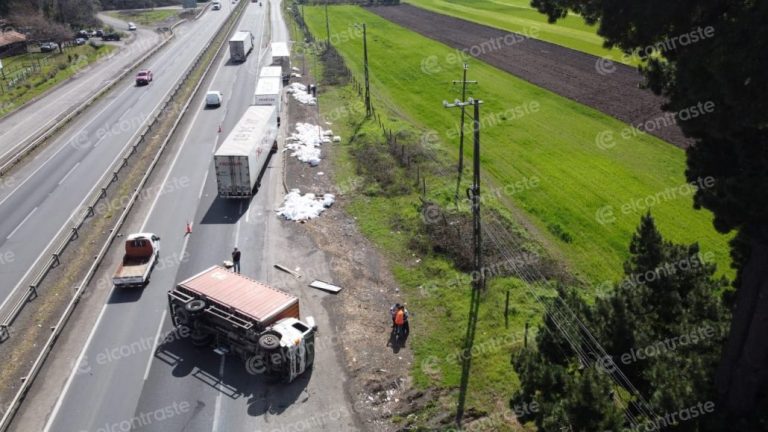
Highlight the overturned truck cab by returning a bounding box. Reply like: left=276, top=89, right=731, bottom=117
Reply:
left=168, top=266, right=316, bottom=382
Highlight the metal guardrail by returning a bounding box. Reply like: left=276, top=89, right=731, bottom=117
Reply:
left=0, top=5, right=243, bottom=342
left=0, top=27, right=176, bottom=177
left=0, top=34, right=173, bottom=340
left=0, top=2, right=249, bottom=430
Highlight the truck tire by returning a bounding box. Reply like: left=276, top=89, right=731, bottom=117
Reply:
left=185, top=299, right=206, bottom=314
left=174, top=308, right=190, bottom=326
left=190, top=329, right=212, bottom=347
left=258, top=331, right=281, bottom=351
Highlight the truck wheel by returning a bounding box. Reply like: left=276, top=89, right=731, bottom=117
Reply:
left=174, top=308, right=190, bottom=326
left=190, top=330, right=212, bottom=347
left=185, top=299, right=206, bottom=314
left=258, top=331, right=281, bottom=351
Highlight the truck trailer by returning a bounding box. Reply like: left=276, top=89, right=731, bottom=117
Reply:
left=229, top=31, right=254, bottom=63
left=259, top=66, right=282, bottom=80
left=168, top=266, right=316, bottom=382
left=270, top=42, right=291, bottom=83
left=253, top=77, right=281, bottom=110
left=214, top=105, right=277, bottom=198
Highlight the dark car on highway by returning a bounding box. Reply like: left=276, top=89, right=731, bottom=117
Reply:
left=102, top=33, right=121, bottom=41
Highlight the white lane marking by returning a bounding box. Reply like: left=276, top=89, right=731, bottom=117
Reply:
left=43, top=16, right=235, bottom=431
left=44, top=302, right=108, bottom=432
left=6, top=207, right=37, bottom=240
left=58, top=162, right=81, bottom=185
left=211, top=355, right=226, bottom=432
left=143, top=309, right=167, bottom=381
left=0, top=79, right=175, bottom=316
left=0, top=82, right=135, bottom=209
left=4, top=53, right=143, bottom=159
left=234, top=201, right=242, bottom=246
left=198, top=169, right=209, bottom=199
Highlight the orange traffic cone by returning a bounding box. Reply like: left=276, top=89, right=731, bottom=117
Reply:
left=185, top=221, right=193, bottom=235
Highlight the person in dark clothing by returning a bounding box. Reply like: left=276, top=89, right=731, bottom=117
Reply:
left=232, top=247, right=241, bottom=273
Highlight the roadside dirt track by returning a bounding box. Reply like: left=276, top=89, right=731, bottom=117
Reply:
left=367, top=4, right=691, bottom=148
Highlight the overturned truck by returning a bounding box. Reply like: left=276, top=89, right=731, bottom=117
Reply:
left=168, top=266, right=316, bottom=382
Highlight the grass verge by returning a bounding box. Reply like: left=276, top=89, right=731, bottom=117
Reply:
left=106, top=9, right=181, bottom=26
left=406, top=0, right=638, bottom=66
left=291, top=7, right=552, bottom=429
left=0, top=44, right=116, bottom=117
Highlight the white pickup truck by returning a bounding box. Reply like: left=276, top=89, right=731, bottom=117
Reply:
left=112, top=233, right=160, bottom=287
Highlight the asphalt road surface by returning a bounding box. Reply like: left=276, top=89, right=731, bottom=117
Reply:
left=0, top=6, right=233, bottom=321
left=0, top=14, right=162, bottom=165
left=37, top=1, right=360, bottom=431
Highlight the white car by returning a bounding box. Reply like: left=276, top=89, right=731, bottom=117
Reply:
left=206, top=91, right=223, bottom=107
left=128, top=22, right=137, bottom=31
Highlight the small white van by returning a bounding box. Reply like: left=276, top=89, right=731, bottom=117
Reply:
left=212, top=1, right=222, bottom=10
left=206, top=91, right=223, bottom=107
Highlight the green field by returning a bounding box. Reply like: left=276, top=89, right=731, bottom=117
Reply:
left=407, top=0, right=638, bottom=65
left=107, top=8, right=181, bottom=26
left=305, top=5, right=731, bottom=285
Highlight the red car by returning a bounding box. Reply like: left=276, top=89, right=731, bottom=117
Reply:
left=135, top=69, right=153, bottom=86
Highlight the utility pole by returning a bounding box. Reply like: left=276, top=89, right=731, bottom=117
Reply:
left=451, top=63, right=477, bottom=208
left=444, top=93, right=483, bottom=427
left=324, top=1, right=331, bottom=44
left=362, top=23, right=371, bottom=117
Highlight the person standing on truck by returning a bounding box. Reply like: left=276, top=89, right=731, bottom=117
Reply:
left=232, top=247, right=241, bottom=273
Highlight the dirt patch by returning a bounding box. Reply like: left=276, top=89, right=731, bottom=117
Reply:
left=367, top=4, right=691, bottom=149
left=282, top=50, right=417, bottom=430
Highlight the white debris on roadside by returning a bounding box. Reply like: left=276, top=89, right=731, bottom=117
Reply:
left=292, top=66, right=300, bottom=72
left=333, top=136, right=341, bottom=142
left=286, top=83, right=316, bottom=105
left=277, top=189, right=335, bottom=221
left=285, top=122, right=335, bottom=165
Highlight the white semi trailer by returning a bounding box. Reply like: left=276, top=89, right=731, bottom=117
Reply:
left=214, top=106, right=278, bottom=198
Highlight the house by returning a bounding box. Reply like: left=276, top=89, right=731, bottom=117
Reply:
left=0, top=30, right=28, bottom=58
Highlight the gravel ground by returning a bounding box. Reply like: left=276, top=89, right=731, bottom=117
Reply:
left=367, top=4, right=692, bottom=149
left=282, top=66, right=417, bottom=430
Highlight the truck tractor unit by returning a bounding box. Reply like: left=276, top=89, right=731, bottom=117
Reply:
left=168, top=266, right=316, bottom=382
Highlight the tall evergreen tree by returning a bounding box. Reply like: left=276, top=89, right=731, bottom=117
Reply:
left=513, top=214, right=730, bottom=431
left=528, top=0, right=768, bottom=415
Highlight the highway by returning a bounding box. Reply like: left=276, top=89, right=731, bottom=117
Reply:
left=0, top=4, right=234, bottom=321
left=38, top=0, right=360, bottom=431
left=0, top=13, right=162, bottom=166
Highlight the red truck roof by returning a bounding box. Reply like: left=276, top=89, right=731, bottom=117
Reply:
left=177, top=266, right=298, bottom=324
